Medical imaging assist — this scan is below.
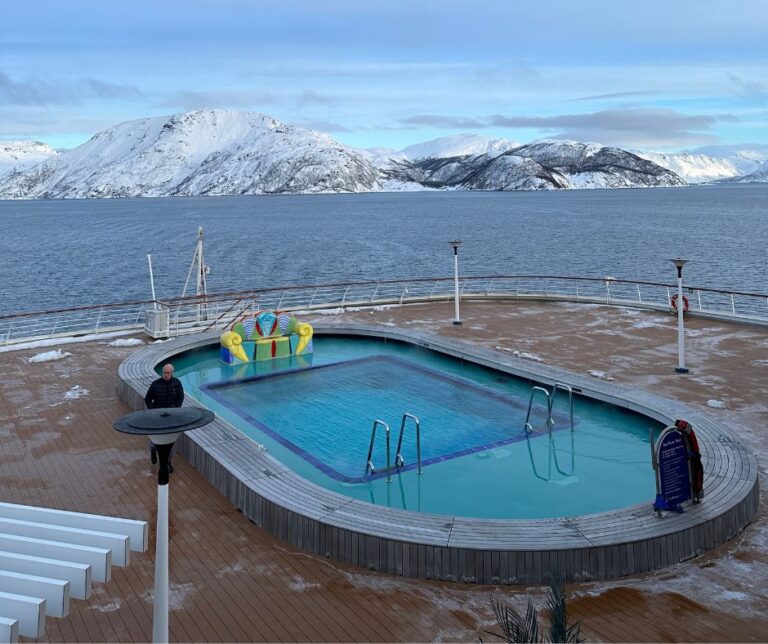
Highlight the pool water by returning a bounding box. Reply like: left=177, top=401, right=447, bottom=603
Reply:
left=173, top=336, right=662, bottom=519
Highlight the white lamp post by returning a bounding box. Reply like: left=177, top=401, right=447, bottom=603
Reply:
left=670, top=258, right=689, bottom=373
left=449, top=240, right=462, bottom=325
left=114, top=407, right=214, bottom=643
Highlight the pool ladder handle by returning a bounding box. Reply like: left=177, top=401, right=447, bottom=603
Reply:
left=523, top=383, right=575, bottom=434
left=395, top=413, right=423, bottom=475
left=365, top=419, right=392, bottom=482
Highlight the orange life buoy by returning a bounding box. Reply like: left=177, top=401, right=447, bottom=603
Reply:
left=670, top=293, right=690, bottom=312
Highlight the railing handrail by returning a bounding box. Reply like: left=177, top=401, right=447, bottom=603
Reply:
left=3, top=274, right=766, bottom=321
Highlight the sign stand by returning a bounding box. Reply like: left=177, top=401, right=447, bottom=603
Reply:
left=651, top=425, right=695, bottom=516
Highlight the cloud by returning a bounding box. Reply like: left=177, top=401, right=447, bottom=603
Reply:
left=399, top=115, right=490, bottom=129
left=571, top=90, right=663, bottom=102
left=0, top=71, right=143, bottom=106
left=156, top=89, right=281, bottom=109
left=295, top=90, right=336, bottom=107
left=295, top=119, right=351, bottom=133
left=398, top=108, right=737, bottom=148
left=727, top=74, right=767, bottom=103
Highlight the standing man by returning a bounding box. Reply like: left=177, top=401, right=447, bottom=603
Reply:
left=144, top=363, right=185, bottom=472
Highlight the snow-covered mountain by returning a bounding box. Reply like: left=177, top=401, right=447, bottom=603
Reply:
left=0, top=141, right=58, bottom=176
left=0, top=110, right=379, bottom=198
left=0, top=113, right=691, bottom=198
left=634, top=152, right=739, bottom=184
left=731, top=162, right=768, bottom=183
left=688, top=144, right=768, bottom=177
left=384, top=140, right=684, bottom=190
left=399, top=134, right=517, bottom=161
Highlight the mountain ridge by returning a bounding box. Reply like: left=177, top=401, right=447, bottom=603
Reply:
left=1, top=109, right=763, bottom=198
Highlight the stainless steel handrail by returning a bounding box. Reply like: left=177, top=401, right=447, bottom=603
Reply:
left=523, top=386, right=551, bottom=434
left=395, top=413, right=422, bottom=474
left=3, top=274, right=768, bottom=346
left=365, top=419, right=391, bottom=482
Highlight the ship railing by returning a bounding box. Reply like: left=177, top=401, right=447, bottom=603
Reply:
left=1, top=275, right=767, bottom=346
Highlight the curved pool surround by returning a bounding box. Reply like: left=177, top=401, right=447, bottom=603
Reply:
left=173, top=337, right=663, bottom=520
left=118, top=325, right=759, bottom=585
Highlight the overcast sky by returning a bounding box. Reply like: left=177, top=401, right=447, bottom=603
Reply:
left=2, top=0, right=767, bottom=151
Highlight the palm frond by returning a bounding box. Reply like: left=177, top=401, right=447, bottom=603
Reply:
left=543, top=573, right=584, bottom=643
left=484, top=594, right=540, bottom=643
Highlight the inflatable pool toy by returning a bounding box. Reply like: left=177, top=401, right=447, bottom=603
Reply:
left=220, top=311, right=314, bottom=364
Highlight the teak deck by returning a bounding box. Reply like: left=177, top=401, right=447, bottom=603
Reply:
left=2, top=299, right=767, bottom=642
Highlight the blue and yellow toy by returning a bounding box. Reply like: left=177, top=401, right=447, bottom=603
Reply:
left=220, top=311, right=314, bottom=364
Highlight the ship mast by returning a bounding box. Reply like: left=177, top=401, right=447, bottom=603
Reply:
left=181, top=227, right=210, bottom=321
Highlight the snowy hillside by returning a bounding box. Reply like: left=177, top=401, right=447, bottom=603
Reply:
left=732, top=162, right=768, bottom=183
left=0, top=113, right=694, bottom=197
left=383, top=140, right=684, bottom=190
left=0, top=141, right=58, bottom=176
left=399, top=134, right=517, bottom=161
left=634, top=152, right=739, bottom=183
left=0, top=110, right=379, bottom=198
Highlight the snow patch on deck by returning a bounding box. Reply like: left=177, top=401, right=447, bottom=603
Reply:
left=107, top=337, right=144, bottom=347
left=64, top=385, right=90, bottom=401
left=27, top=349, right=72, bottom=363
left=0, top=330, right=137, bottom=353
left=706, top=399, right=727, bottom=409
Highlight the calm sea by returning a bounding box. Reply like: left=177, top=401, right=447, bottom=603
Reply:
left=0, top=184, right=765, bottom=316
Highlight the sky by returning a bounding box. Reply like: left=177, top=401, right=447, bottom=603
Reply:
left=2, top=0, right=767, bottom=152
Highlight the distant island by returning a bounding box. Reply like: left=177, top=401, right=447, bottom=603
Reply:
left=0, top=109, right=766, bottom=199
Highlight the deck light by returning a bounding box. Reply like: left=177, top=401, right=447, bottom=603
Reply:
left=114, top=406, right=215, bottom=643
left=669, top=258, right=689, bottom=374
left=449, top=240, right=462, bottom=325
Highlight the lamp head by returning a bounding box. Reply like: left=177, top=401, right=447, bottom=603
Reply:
left=449, top=240, right=462, bottom=252
left=669, top=258, right=688, bottom=269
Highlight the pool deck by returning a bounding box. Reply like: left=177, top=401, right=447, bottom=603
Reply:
left=2, top=299, right=767, bottom=642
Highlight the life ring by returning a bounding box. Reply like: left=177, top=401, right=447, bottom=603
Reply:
left=670, top=293, right=690, bottom=313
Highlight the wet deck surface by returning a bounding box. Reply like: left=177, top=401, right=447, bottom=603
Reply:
left=1, top=299, right=767, bottom=642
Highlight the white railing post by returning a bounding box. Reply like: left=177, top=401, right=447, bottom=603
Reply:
left=429, top=281, right=439, bottom=298
left=94, top=308, right=103, bottom=333
left=731, top=293, right=736, bottom=315
left=399, top=284, right=409, bottom=305
left=341, top=285, right=350, bottom=308
left=51, top=314, right=61, bottom=337
left=370, top=283, right=380, bottom=302
left=309, top=287, right=319, bottom=307
left=697, top=290, right=702, bottom=311
left=576, top=284, right=580, bottom=300
left=666, top=287, right=672, bottom=308
left=4, top=319, right=13, bottom=345
left=277, top=291, right=285, bottom=309
left=636, top=283, right=642, bottom=303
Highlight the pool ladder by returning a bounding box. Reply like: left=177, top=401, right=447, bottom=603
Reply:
left=365, top=413, right=423, bottom=482
left=523, top=383, right=574, bottom=434
left=524, top=383, right=576, bottom=480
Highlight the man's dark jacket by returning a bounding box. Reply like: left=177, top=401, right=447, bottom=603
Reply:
left=144, top=376, right=185, bottom=409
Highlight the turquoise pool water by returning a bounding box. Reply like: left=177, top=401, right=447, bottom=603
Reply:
left=172, top=336, right=662, bottom=519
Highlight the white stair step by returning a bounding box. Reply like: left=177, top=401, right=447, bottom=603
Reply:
left=0, top=550, right=90, bottom=600
left=0, top=571, right=69, bottom=618
left=0, top=592, right=45, bottom=639
left=0, top=503, right=147, bottom=552
left=0, top=518, right=129, bottom=566
left=0, top=533, right=111, bottom=583
left=0, top=616, right=18, bottom=644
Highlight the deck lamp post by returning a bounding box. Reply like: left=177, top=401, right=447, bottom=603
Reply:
left=670, top=258, right=689, bottom=374
left=449, top=240, right=462, bottom=325
left=114, top=407, right=215, bottom=643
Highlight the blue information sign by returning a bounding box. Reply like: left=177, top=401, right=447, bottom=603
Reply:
left=654, top=428, right=692, bottom=513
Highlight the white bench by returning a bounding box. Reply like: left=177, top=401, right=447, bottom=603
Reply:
left=0, top=616, right=18, bottom=644
left=0, top=592, right=45, bottom=639
left=0, top=550, right=90, bottom=600
left=0, top=503, right=147, bottom=552
left=0, top=533, right=111, bottom=583
left=0, top=518, right=129, bottom=566
left=0, top=571, right=69, bottom=618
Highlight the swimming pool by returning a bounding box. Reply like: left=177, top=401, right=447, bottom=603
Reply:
left=172, top=335, right=662, bottom=519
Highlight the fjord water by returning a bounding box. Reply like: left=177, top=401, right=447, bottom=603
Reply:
left=0, top=183, right=765, bottom=315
